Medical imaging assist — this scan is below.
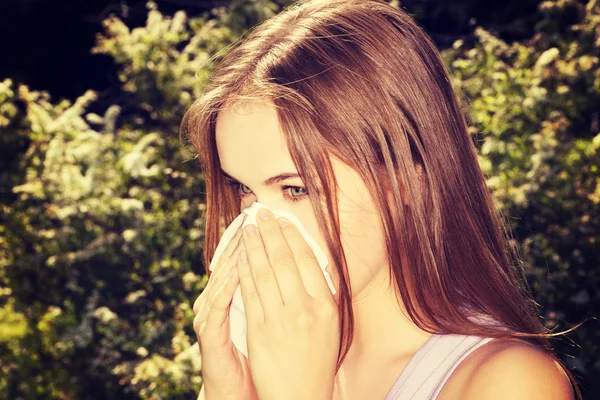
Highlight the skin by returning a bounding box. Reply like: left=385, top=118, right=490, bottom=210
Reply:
left=193, top=216, right=259, bottom=400
left=195, top=100, right=574, bottom=400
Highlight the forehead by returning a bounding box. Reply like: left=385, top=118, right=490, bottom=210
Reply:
left=215, top=101, right=298, bottom=181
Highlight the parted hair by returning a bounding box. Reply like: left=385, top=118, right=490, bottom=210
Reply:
left=181, top=0, right=579, bottom=396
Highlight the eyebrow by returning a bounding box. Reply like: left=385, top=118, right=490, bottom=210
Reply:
left=220, top=168, right=302, bottom=186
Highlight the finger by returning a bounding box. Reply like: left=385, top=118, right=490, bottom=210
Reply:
left=193, top=268, right=237, bottom=352
left=194, top=237, right=245, bottom=318
left=203, top=267, right=239, bottom=333
left=195, top=215, right=247, bottom=314
left=236, top=250, right=265, bottom=325
left=242, top=220, right=283, bottom=318
left=208, top=214, right=247, bottom=278
left=278, top=216, right=334, bottom=300
left=255, top=210, right=308, bottom=308
left=219, top=215, right=247, bottom=264
left=193, top=248, right=236, bottom=316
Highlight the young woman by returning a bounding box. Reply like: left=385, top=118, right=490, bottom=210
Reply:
left=184, top=0, right=580, bottom=399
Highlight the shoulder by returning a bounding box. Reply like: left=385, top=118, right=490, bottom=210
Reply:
left=458, top=339, right=574, bottom=400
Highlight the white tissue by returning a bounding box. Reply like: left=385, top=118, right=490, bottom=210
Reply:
left=208, top=201, right=336, bottom=358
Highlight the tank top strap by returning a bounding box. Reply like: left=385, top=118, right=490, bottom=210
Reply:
left=384, top=333, right=495, bottom=400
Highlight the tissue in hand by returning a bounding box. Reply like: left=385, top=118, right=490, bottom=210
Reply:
left=208, top=202, right=336, bottom=358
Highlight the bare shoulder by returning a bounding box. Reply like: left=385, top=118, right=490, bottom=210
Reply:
left=455, top=339, right=575, bottom=400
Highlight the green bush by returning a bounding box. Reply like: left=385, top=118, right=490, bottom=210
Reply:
left=443, top=0, right=599, bottom=387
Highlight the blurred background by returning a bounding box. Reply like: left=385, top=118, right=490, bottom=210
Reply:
left=0, top=0, right=598, bottom=398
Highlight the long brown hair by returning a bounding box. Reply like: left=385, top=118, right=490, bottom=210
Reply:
left=181, top=0, right=580, bottom=395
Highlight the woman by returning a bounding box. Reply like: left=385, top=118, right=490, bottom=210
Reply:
left=183, top=0, right=580, bottom=399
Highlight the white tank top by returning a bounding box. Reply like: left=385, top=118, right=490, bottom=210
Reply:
left=383, top=333, right=495, bottom=400
left=196, top=331, right=497, bottom=400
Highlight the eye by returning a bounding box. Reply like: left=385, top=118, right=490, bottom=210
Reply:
left=224, top=178, right=309, bottom=202
left=225, top=180, right=252, bottom=197
left=240, top=183, right=253, bottom=195
left=286, top=186, right=307, bottom=198
left=282, top=185, right=310, bottom=202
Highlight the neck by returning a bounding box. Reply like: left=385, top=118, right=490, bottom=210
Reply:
left=341, top=266, right=432, bottom=367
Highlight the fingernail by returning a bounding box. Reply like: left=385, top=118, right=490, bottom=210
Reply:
left=277, top=217, right=289, bottom=227
left=258, top=208, right=271, bottom=220
left=239, top=250, right=248, bottom=263
left=245, top=224, right=257, bottom=237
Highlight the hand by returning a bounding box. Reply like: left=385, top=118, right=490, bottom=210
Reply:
left=192, top=214, right=258, bottom=400
left=235, top=208, right=340, bottom=400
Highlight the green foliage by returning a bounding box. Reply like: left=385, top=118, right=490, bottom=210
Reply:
left=92, top=2, right=237, bottom=125
left=444, top=0, right=600, bottom=387
left=0, top=0, right=598, bottom=398
left=0, top=1, right=290, bottom=398
left=0, top=79, right=208, bottom=399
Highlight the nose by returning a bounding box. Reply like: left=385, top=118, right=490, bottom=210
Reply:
left=241, top=197, right=287, bottom=214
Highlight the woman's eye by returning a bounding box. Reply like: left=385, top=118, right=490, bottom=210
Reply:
left=283, top=186, right=309, bottom=202
left=225, top=179, right=308, bottom=202
left=288, top=187, right=306, bottom=197
left=240, top=184, right=252, bottom=195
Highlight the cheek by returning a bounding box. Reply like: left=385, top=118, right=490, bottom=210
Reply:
left=282, top=207, right=342, bottom=303
left=306, top=196, right=387, bottom=300
left=338, top=202, right=387, bottom=295
left=281, top=186, right=387, bottom=300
